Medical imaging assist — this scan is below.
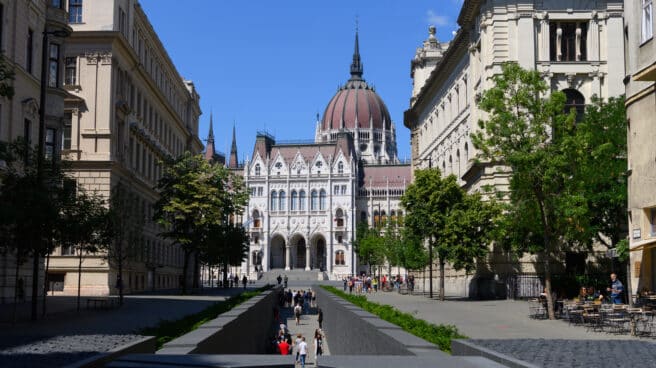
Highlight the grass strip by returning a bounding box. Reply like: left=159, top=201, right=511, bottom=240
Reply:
left=140, top=286, right=270, bottom=349
left=321, top=285, right=466, bottom=353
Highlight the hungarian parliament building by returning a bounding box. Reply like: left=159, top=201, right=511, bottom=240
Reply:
left=205, top=33, right=411, bottom=280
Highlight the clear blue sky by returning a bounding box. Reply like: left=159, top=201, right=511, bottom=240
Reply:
left=140, top=0, right=463, bottom=161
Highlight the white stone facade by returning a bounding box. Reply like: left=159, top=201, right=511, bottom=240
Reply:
left=47, top=0, right=203, bottom=296
left=625, top=0, right=656, bottom=296
left=405, top=0, right=626, bottom=298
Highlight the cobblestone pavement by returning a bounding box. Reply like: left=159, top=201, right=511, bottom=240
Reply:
left=0, top=286, right=249, bottom=368
left=470, top=339, right=656, bottom=368
left=279, top=286, right=329, bottom=366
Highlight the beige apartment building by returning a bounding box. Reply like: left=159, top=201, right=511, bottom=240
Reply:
left=47, top=0, right=203, bottom=296
left=404, top=0, right=625, bottom=298
left=625, top=0, right=656, bottom=296
left=0, top=0, right=71, bottom=304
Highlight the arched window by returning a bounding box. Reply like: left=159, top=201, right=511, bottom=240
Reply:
left=563, top=89, right=585, bottom=122
left=373, top=210, right=380, bottom=227
left=279, top=190, right=286, bottom=211
left=338, top=161, right=344, bottom=174
left=335, top=208, right=344, bottom=227
left=310, top=190, right=318, bottom=211
left=381, top=210, right=387, bottom=225
left=360, top=211, right=367, bottom=222
left=270, top=191, right=277, bottom=211
left=252, top=210, right=261, bottom=228
left=397, top=210, right=404, bottom=224
left=290, top=190, right=298, bottom=211
left=255, top=164, right=261, bottom=176
left=299, top=190, right=306, bottom=211
left=449, top=155, right=453, bottom=173
left=319, top=189, right=326, bottom=210
left=335, top=250, right=345, bottom=265
left=391, top=210, right=397, bottom=225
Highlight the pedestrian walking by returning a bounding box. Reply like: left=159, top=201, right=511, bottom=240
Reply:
left=277, top=274, right=282, bottom=285
left=278, top=337, right=290, bottom=355
left=242, top=275, right=248, bottom=289
left=284, top=274, right=288, bottom=288
left=607, top=272, right=625, bottom=304
left=317, top=307, right=323, bottom=329
left=298, top=337, right=308, bottom=368
left=294, top=333, right=302, bottom=364
left=313, top=328, right=323, bottom=364
left=294, top=303, right=303, bottom=325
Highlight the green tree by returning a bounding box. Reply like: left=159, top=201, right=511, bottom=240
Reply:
left=472, top=62, right=588, bottom=319
left=354, top=222, right=386, bottom=275
left=0, top=139, right=67, bottom=320
left=102, top=183, right=145, bottom=305
left=200, top=222, right=249, bottom=286
left=402, top=169, right=466, bottom=300
left=56, top=190, right=108, bottom=311
left=569, top=96, right=627, bottom=249
left=154, top=153, right=248, bottom=293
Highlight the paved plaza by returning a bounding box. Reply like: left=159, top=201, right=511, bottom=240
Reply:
left=0, top=287, right=247, bottom=368
left=365, top=290, right=656, bottom=367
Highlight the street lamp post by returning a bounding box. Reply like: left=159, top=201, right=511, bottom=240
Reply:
left=32, top=26, right=71, bottom=321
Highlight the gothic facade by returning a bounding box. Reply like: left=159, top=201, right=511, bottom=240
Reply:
left=207, top=33, right=412, bottom=280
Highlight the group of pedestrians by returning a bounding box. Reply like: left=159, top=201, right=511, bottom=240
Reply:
left=273, top=288, right=325, bottom=367
left=342, top=273, right=415, bottom=294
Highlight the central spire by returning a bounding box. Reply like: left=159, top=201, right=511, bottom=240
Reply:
left=350, top=27, right=363, bottom=80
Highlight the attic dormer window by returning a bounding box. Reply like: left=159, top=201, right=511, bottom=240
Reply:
left=315, top=161, right=323, bottom=168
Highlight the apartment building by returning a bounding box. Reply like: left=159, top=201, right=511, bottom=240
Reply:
left=0, top=0, right=71, bottom=303
left=625, top=0, right=656, bottom=296
left=47, top=0, right=203, bottom=296
left=404, top=0, right=625, bottom=298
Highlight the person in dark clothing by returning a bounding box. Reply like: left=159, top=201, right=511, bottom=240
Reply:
left=317, top=307, right=323, bottom=329
left=242, top=275, right=248, bottom=289
left=277, top=274, right=282, bottom=285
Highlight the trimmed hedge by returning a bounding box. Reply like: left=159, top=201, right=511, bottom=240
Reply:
left=140, top=286, right=269, bottom=349
left=321, top=285, right=466, bottom=353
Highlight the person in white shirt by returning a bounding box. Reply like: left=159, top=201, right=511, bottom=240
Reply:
left=297, top=337, right=308, bottom=368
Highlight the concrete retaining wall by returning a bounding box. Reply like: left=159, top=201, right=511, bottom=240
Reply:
left=157, top=287, right=280, bottom=354
left=314, top=287, right=446, bottom=357
left=63, top=336, right=156, bottom=368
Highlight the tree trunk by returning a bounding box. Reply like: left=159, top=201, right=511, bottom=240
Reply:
left=30, top=250, right=40, bottom=321
left=182, top=250, right=190, bottom=294
left=223, top=262, right=228, bottom=289
left=42, top=252, right=50, bottom=316
left=543, top=254, right=555, bottom=320
left=12, top=254, right=20, bottom=325
left=192, top=254, right=199, bottom=289
left=439, top=258, right=446, bottom=301
left=428, top=244, right=433, bottom=299
left=535, top=190, right=555, bottom=320
left=77, top=248, right=83, bottom=312
left=118, top=260, right=124, bottom=306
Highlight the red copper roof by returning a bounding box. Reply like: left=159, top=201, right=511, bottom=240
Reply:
left=321, top=79, right=391, bottom=131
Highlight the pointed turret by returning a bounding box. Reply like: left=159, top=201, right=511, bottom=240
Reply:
left=204, top=112, right=216, bottom=161
left=229, top=123, right=238, bottom=168
left=349, top=29, right=363, bottom=80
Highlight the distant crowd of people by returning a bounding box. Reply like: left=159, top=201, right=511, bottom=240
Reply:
left=342, top=273, right=415, bottom=294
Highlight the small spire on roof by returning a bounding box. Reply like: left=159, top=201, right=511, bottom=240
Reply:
left=350, top=17, right=363, bottom=80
